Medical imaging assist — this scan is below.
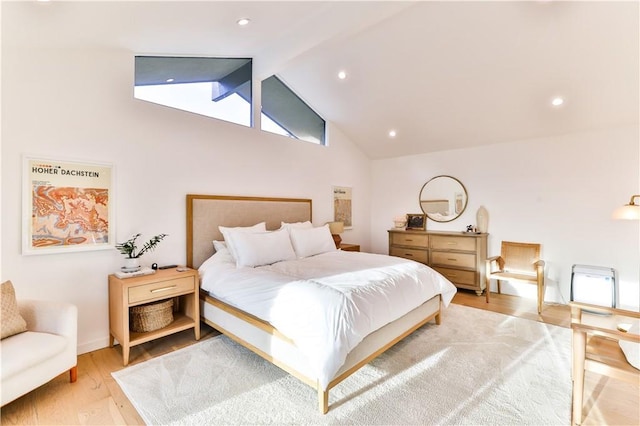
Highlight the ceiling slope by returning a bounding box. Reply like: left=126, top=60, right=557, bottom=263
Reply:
left=3, top=1, right=638, bottom=159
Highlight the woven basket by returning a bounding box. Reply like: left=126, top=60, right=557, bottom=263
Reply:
left=130, top=299, right=174, bottom=333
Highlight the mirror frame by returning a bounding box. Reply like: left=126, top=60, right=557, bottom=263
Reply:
left=419, top=175, right=468, bottom=223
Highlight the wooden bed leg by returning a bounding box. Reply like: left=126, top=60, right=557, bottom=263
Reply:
left=435, top=311, right=442, bottom=325
left=69, top=365, right=78, bottom=383
left=318, top=386, right=328, bottom=414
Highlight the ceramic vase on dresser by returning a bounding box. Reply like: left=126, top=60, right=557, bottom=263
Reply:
left=476, top=206, right=489, bottom=233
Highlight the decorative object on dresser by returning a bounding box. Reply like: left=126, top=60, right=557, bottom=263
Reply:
left=569, top=302, right=640, bottom=425
left=388, top=229, right=488, bottom=295
left=419, top=175, right=468, bottom=222
left=405, top=213, right=426, bottom=230
left=327, top=221, right=344, bottom=248
left=476, top=205, right=489, bottom=233
left=108, top=267, right=199, bottom=366
left=393, top=215, right=407, bottom=228
left=485, top=241, right=545, bottom=313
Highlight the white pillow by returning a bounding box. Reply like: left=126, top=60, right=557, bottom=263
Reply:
left=198, top=246, right=235, bottom=275
left=219, top=222, right=266, bottom=260
left=619, top=321, right=640, bottom=370
left=280, top=221, right=313, bottom=232
left=227, top=229, right=296, bottom=268
left=290, top=224, right=337, bottom=258
left=212, top=240, right=227, bottom=252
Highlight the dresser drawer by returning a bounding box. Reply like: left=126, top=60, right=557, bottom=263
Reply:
left=390, top=233, right=429, bottom=248
left=431, top=251, right=476, bottom=269
left=128, top=276, right=195, bottom=305
left=389, top=247, right=428, bottom=264
left=433, top=267, right=477, bottom=286
left=430, top=235, right=476, bottom=252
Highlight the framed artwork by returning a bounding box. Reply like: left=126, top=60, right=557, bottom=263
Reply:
left=333, top=186, right=352, bottom=229
left=406, top=213, right=426, bottom=230
left=22, top=155, right=115, bottom=255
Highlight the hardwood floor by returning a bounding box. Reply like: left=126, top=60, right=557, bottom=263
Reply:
left=1, top=291, right=638, bottom=425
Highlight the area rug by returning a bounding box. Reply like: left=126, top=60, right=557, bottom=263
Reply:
left=112, top=304, right=571, bottom=425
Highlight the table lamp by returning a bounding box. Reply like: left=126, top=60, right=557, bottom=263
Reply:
left=327, top=221, right=344, bottom=248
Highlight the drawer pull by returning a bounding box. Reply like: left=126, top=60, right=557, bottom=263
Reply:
left=447, top=258, right=457, bottom=261
left=404, top=253, right=414, bottom=257
left=447, top=242, right=457, bottom=245
left=405, top=239, right=413, bottom=242
left=150, top=285, right=177, bottom=293
left=446, top=273, right=457, bottom=277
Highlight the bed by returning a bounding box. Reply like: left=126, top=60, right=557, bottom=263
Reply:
left=186, top=194, right=457, bottom=413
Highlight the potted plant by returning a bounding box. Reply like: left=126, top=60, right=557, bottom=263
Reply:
left=116, top=233, right=168, bottom=269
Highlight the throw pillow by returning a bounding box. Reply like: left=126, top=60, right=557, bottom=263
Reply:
left=1, top=280, right=28, bottom=339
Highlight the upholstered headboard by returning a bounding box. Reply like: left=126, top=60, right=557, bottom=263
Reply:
left=186, top=194, right=312, bottom=269
left=420, top=199, right=450, bottom=215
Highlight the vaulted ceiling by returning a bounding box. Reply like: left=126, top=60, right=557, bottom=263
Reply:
left=4, top=1, right=638, bottom=159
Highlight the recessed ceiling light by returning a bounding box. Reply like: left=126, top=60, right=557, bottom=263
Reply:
left=337, top=70, right=347, bottom=80
left=166, top=78, right=174, bottom=83
left=551, top=97, right=564, bottom=107
left=237, top=18, right=251, bottom=26
left=388, top=130, right=397, bottom=138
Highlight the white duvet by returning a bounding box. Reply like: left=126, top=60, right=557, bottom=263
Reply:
left=199, top=250, right=457, bottom=389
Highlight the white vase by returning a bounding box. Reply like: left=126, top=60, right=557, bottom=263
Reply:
left=123, top=258, right=140, bottom=269
left=476, top=206, right=489, bottom=233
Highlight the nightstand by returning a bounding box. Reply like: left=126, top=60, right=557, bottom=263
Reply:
left=108, top=268, right=200, bottom=365
left=340, top=243, right=360, bottom=252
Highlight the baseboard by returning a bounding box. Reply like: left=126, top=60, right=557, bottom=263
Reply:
left=77, top=337, right=113, bottom=355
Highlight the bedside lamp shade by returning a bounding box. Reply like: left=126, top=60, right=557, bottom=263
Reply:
left=612, top=195, right=640, bottom=220
left=328, top=221, right=344, bottom=234
left=327, top=221, right=344, bottom=248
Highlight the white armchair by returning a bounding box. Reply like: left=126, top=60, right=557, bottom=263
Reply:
left=1, top=299, right=78, bottom=406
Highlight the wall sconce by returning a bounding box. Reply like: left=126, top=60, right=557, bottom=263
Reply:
left=612, top=194, right=640, bottom=220
left=327, top=221, right=344, bottom=248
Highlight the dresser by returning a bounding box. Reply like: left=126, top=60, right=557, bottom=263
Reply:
left=388, top=229, right=488, bottom=295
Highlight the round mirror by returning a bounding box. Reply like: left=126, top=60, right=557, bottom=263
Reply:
left=419, top=175, right=468, bottom=222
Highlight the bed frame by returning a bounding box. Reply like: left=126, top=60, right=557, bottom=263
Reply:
left=186, top=194, right=443, bottom=413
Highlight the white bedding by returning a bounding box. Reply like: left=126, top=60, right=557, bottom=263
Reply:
left=199, top=250, right=457, bottom=389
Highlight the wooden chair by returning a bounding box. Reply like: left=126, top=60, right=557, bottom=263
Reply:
left=570, top=302, right=640, bottom=425
left=485, top=241, right=545, bottom=313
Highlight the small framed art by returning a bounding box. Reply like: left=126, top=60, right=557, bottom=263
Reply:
left=406, top=213, right=426, bottom=230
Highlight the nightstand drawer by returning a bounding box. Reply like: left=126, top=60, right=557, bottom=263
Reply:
left=433, top=267, right=476, bottom=285
left=431, top=251, right=476, bottom=269
left=390, top=233, right=429, bottom=248
left=389, top=247, right=428, bottom=264
left=430, top=235, right=476, bottom=251
left=128, top=276, right=194, bottom=305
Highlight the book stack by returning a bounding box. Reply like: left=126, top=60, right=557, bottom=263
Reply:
left=115, top=266, right=156, bottom=279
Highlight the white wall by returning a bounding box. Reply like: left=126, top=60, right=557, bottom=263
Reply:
left=371, top=126, right=640, bottom=310
left=1, top=47, right=371, bottom=353
left=3, top=6, right=637, bottom=357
